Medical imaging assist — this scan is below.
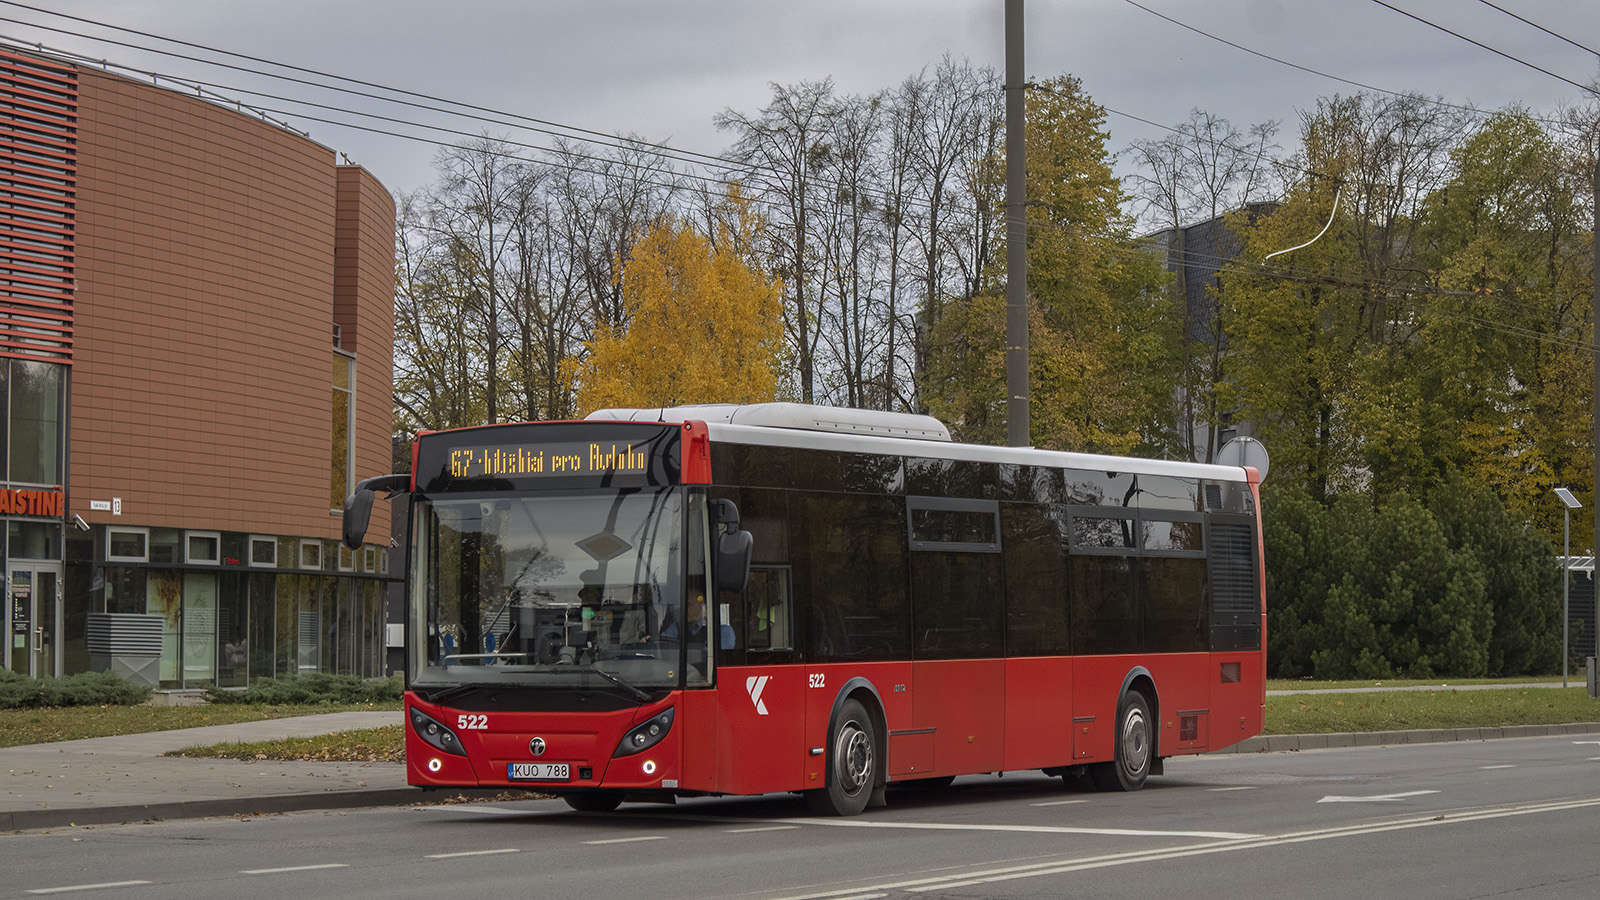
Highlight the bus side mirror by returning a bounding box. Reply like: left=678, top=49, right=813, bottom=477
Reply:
left=342, top=474, right=410, bottom=550
left=717, top=528, right=753, bottom=593
left=709, top=499, right=752, bottom=592
left=343, top=489, right=376, bottom=550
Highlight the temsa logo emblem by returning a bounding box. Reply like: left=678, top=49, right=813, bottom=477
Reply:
left=745, top=675, right=770, bottom=715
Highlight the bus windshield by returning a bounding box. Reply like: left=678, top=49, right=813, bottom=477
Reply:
left=409, top=486, right=707, bottom=692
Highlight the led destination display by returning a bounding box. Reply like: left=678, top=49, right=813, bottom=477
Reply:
left=416, top=422, right=680, bottom=491
left=449, top=441, right=650, bottom=479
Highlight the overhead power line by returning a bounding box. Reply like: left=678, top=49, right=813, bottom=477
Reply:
left=1118, top=0, right=1569, bottom=125
left=1475, top=0, right=1600, bottom=58
left=1368, top=0, right=1599, bottom=97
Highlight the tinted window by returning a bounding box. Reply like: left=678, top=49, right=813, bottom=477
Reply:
left=1002, top=504, right=1070, bottom=656
left=911, top=551, right=1004, bottom=659
left=1143, top=518, right=1204, bottom=552
left=798, top=493, right=909, bottom=662
left=1065, top=470, right=1136, bottom=507
left=906, top=458, right=997, bottom=499
left=1145, top=557, right=1208, bottom=652
left=1135, top=476, right=1200, bottom=512
left=999, top=465, right=1065, bottom=504
left=908, top=498, right=1000, bottom=551
left=1071, top=512, right=1137, bottom=551
left=1070, top=556, right=1138, bottom=654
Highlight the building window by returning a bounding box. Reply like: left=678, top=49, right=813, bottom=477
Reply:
left=186, top=531, right=221, bottom=564
left=331, top=352, right=355, bottom=511
left=249, top=535, right=277, bottom=567
left=338, top=544, right=355, bottom=572
left=363, top=546, right=376, bottom=573
left=299, top=539, right=321, bottom=570
left=6, top=360, right=65, bottom=486
left=107, top=527, right=149, bottom=563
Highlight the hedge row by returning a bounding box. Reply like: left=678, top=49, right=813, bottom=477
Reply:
left=203, top=673, right=402, bottom=705
left=0, top=670, right=153, bottom=709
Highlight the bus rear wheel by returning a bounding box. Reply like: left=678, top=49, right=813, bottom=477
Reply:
left=1091, top=690, right=1152, bottom=792
left=805, top=698, right=876, bottom=816
left=563, top=790, right=623, bottom=812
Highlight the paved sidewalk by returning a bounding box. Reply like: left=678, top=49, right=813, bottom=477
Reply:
left=4, top=709, right=1599, bottom=832
left=1, top=712, right=417, bottom=832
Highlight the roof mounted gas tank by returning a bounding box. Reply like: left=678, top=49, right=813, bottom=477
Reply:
left=584, top=402, right=952, bottom=442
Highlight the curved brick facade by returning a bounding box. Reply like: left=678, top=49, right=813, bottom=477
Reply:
left=1, top=48, right=397, bottom=687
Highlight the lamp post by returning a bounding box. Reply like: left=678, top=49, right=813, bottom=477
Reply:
left=1554, top=488, right=1582, bottom=687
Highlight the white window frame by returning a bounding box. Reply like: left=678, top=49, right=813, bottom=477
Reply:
left=107, top=527, right=150, bottom=563
left=249, top=535, right=278, bottom=568
left=363, top=546, right=376, bottom=573
left=185, top=530, right=221, bottom=565
left=299, top=539, right=322, bottom=570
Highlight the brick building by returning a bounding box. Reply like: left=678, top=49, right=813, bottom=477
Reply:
left=1, top=47, right=396, bottom=689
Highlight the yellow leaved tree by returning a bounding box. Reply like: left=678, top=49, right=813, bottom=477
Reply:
left=566, top=198, right=787, bottom=413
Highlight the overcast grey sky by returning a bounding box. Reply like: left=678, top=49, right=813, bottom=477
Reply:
left=3, top=1, right=1598, bottom=200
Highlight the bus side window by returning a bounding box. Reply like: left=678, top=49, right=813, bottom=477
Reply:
left=745, top=565, right=793, bottom=651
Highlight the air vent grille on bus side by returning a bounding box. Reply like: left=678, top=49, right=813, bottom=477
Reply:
left=1208, top=522, right=1260, bottom=652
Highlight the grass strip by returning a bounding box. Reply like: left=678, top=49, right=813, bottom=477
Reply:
left=0, top=702, right=399, bottom=749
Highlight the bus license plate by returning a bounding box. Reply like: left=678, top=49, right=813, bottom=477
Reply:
left=508, top=762, right=569, bottom=781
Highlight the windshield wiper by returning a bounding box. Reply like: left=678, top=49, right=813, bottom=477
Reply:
left=588, top=666, right=651, bottom=702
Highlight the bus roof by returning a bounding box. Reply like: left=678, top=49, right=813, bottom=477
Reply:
left=584, top=403, right=1257, bottom=484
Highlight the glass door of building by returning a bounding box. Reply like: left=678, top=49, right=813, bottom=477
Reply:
left=6, top=563, right=61, bottom=678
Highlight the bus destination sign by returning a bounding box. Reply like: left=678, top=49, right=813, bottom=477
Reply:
left=450, top=441, right=649, bottom=479
left=416, top=422, right=680, bottom=492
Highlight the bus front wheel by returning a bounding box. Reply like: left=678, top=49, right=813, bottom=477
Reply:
left=805, top=698, right=877, bottom=816
left=1091, top=690, right=1152, bottom=792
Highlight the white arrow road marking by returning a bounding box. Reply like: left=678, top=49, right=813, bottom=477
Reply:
left=1318, top=790, right=1440, bottom=803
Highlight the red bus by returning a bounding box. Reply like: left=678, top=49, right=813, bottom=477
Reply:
left=343, top=403, right=1265, bottom=816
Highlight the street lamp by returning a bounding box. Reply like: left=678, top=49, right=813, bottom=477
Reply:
left=1555, top=488, right=1582, bottom=687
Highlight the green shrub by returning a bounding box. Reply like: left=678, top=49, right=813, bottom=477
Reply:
left=0, top=670, right=153, bottom=709
left=204, top=673, right=402, bottom=705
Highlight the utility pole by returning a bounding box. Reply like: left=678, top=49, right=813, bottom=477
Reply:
left=1005, top=0, right=1029, bottom=447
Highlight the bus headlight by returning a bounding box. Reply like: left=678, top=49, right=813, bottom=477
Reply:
left=613, top=708, right=674, bottom=758
left=410, top=707, right=467, bottom=757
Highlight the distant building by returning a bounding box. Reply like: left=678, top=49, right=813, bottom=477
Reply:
left=0, top=47, right=396, bottom=689
left=1142, top=205, right=1272, bottom=463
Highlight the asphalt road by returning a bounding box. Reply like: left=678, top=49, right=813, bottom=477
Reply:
left=5, top=734, right=1597, bottom=900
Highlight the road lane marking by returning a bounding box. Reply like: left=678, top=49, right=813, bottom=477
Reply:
left=1029, top=799, right=1089, bottom=806
left=1317, top=790, right=1440, bottom=803
left=240, top=864, right=350, bottom=875
left=582, top=836, right=668, bottom=845
left=756, top=795, right=1600, bottom=900
left=1479, top=765, right=1515, bottom=770
left=425, top=848, right=520, bottom=859
left=769, top=818, right=1261, bottom=840
left=893, top=795, right=1600, bottom=895
left=1207, top=786, right=1256, bottom=792
left=27, top=882, right=152, bottom=895
left=726, top=825, right=802, bottom=833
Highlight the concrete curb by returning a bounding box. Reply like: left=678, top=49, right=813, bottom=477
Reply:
left=0, top=786, right=528, bottom=833
left=1215, top=721, right=1600, bottom=754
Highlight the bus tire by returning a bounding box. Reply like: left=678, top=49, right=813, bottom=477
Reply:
left=805, top=698, right=877, bottom=816
left=563, top=790, right=623, bottom=812
left=1092, top=689, right=1152, bottom=792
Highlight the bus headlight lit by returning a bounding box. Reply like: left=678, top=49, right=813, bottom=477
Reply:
left=613, top=708, right=674, bottom=758
left=428, top=758, right=443, bottom=773
left=642, top=760, right=657, bottom=776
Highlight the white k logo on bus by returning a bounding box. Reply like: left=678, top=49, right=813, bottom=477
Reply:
left=746, top=675, right=770, bottom=715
